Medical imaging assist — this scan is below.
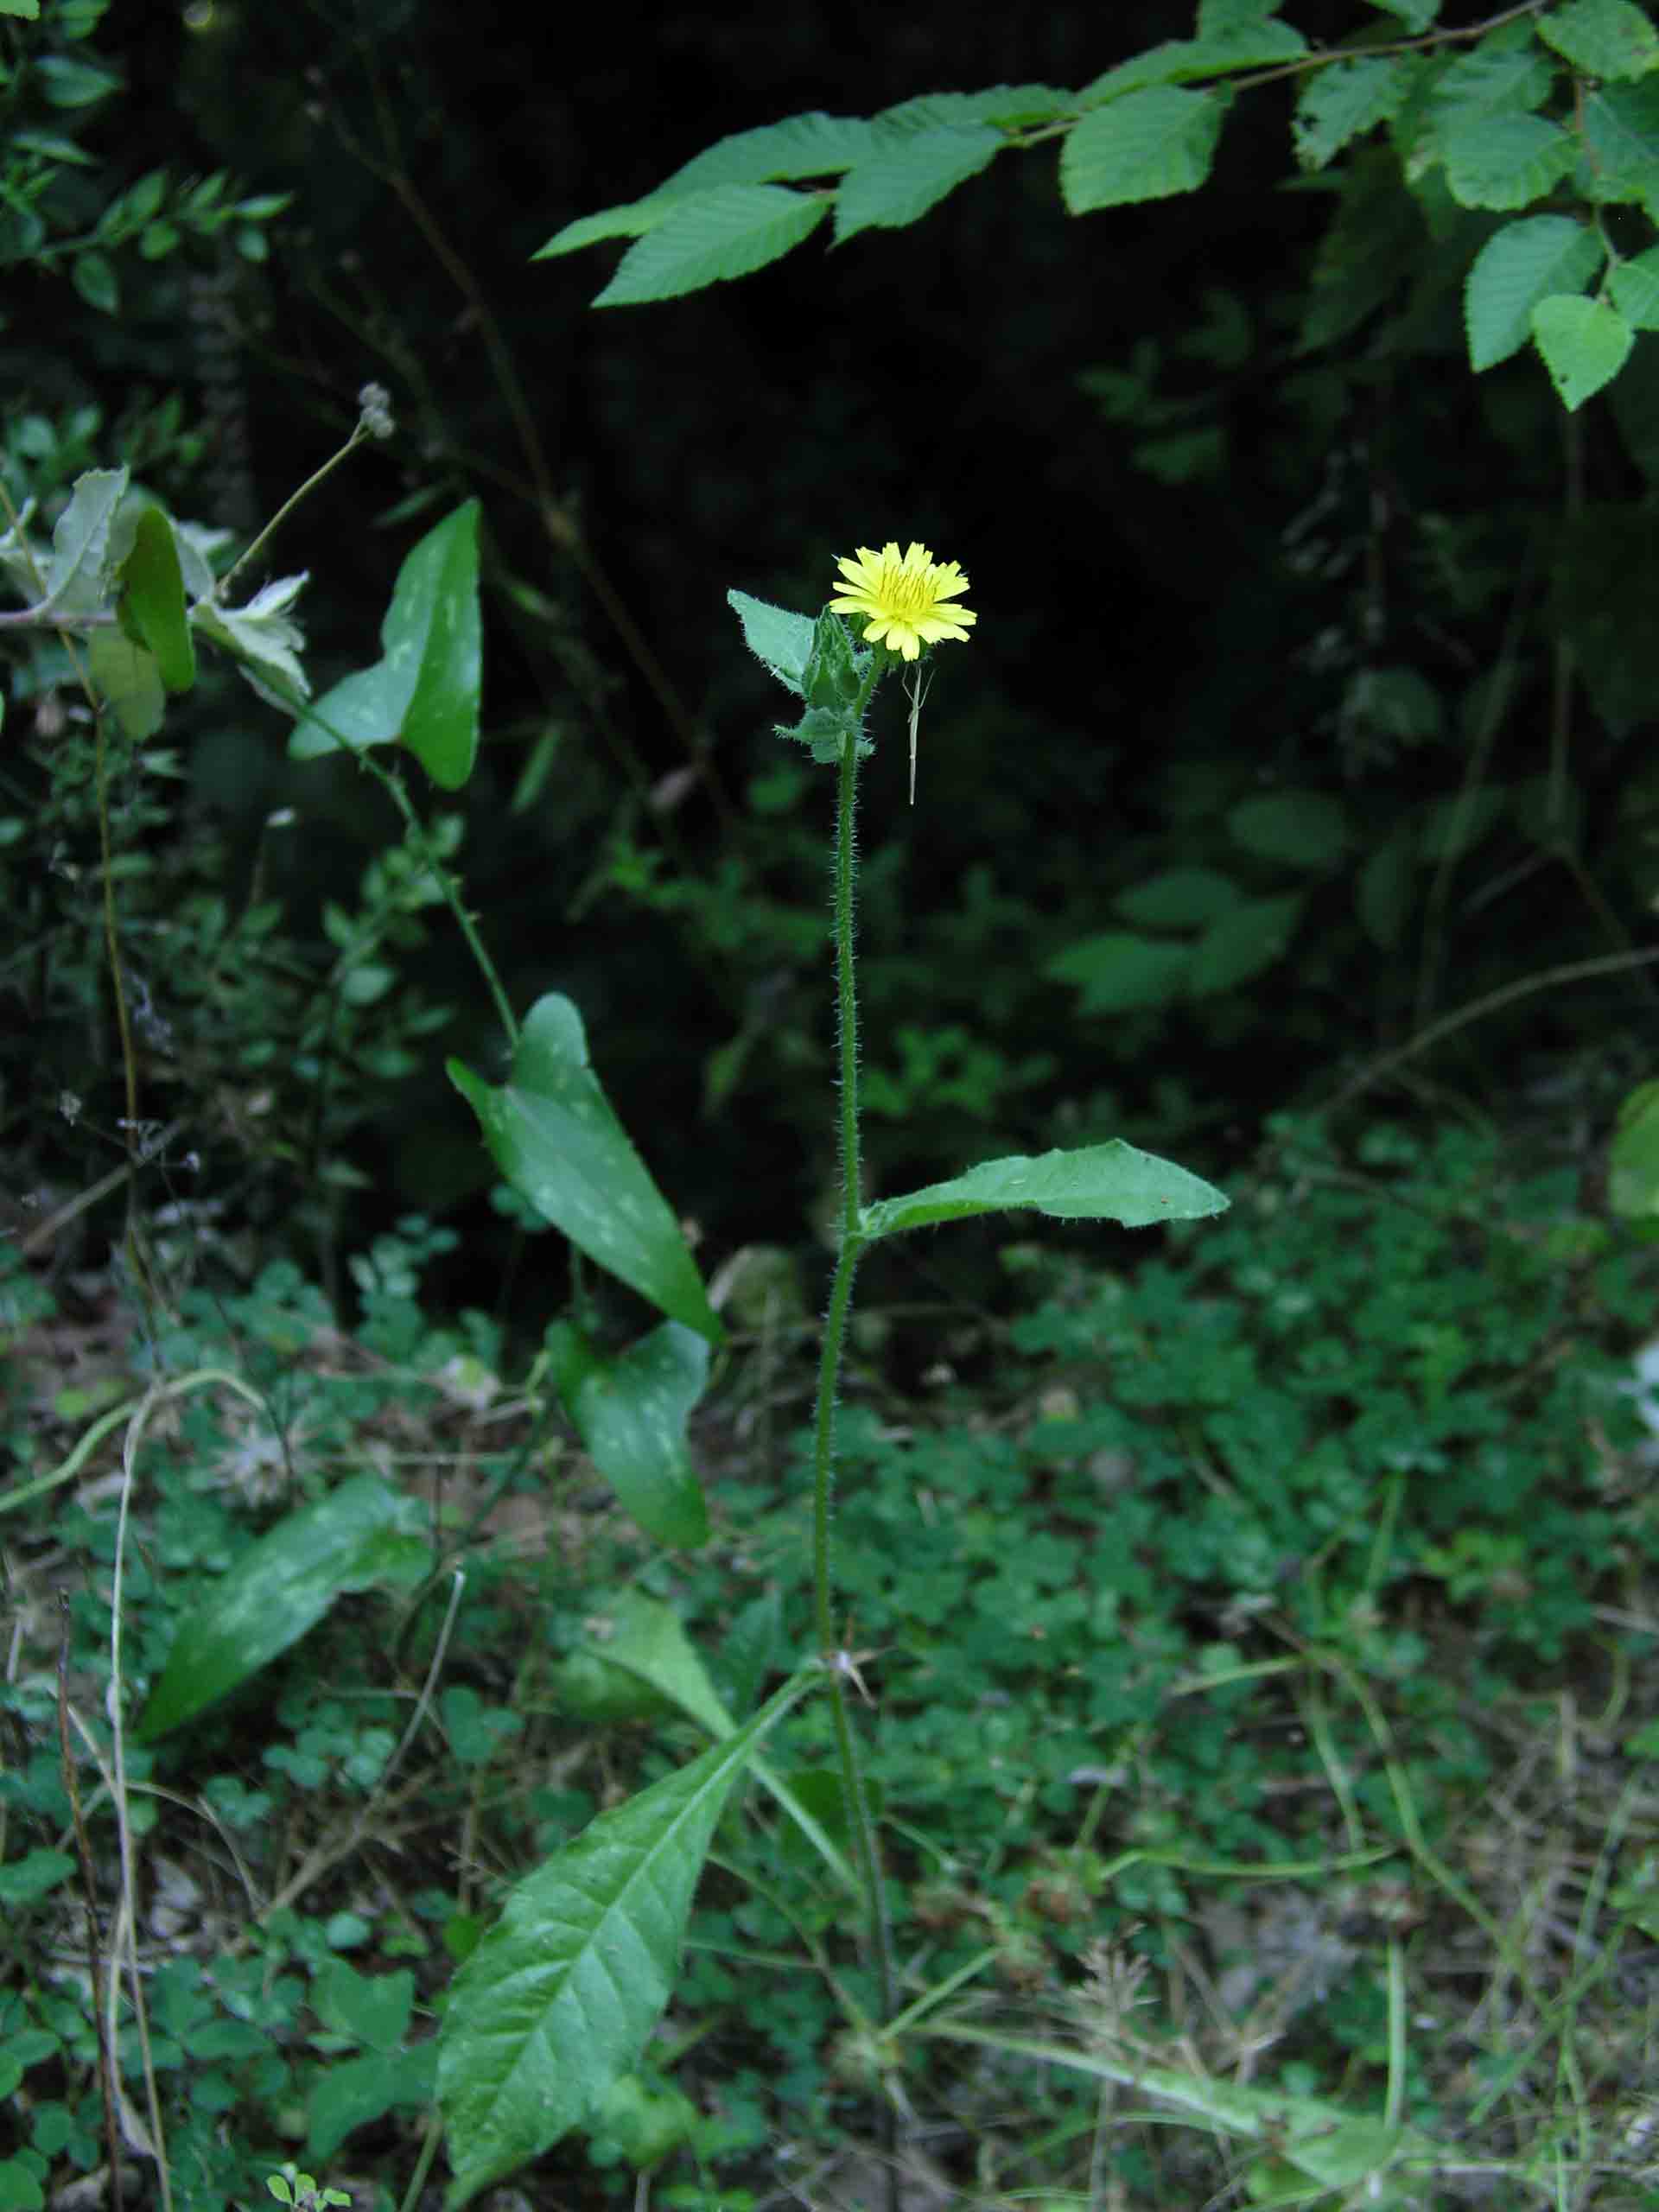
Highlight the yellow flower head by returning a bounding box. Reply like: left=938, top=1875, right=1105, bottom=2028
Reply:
left=828, top=540, right=976, bottom=663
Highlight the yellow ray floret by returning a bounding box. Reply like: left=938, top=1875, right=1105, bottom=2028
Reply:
left=828, top=540, right=977, bottom=663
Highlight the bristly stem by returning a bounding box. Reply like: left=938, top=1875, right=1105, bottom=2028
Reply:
left=809, top=670, right=894, bottom=2036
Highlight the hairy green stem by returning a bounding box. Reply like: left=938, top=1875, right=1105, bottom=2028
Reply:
left=809, top=687, right=894, bottom=2032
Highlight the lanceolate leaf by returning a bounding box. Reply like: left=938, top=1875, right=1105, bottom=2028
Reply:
left=437, top=1676, right=813, bottom=2208
left=1061, top=88, right=1227, bottom=213
left=594, top=186, right=828, bottom=307
left=448, top=995, right=721, bottom=1345
left=289, top=502, right=481, bottom=788
left=136, top=1475, right=432, bottom=1740
left=861, top=1141, right=1227, bottom=1241
left=545, top=1320, right=710, bottom=1549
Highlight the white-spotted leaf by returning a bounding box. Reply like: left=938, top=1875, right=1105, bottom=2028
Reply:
left=544, top=1320, right=710, bottom=1548
left=136, top=1475, right=432, bottom=1740
left=861, top=1141, right=1226, bottom=1241
left=289, top=502, right=480, bottom=788
left=448, top=995, right=721, bottom=1345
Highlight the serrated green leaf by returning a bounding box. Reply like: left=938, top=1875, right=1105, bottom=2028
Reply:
left=1580, top=79, right=1659, bottom=204
left=1433, top=39, right=1556, bottom=122
left=1186, top=893, right=1306, bottom=995
left=46, top=466, right=127, bottom=615
left=448, top=994, right=721, bottom=1344
left=873, top=85, right=1072, bottom=132
left=1443, top=111, right=1577, bottom=208
left=1113, top=867, right=1241, bottom=931
left=118, top=506, right=195, bottom=692
left=1465, top=215, right=1604, bottom=369
left=436, top=1678, right=811, bottom=2208
left=660, top=110, right=880, bottom=194
left=0, top=3, right=42, bottom=18
left=1080, top=27, right=1300, bottom=107
left=136, top=1475, right=432, bottom=1740
left=834, top=123, right=1003, bottom=244
left=728, top=587, right=814, bottom=695
left=1610, top=243, right=1659, bottom=325
left=1227, top=791, right=1350, bottom=868
left=860, top=1141, right=1228, bottom=1240
left=1294, top=57, right=1414, bottom=170
left=1045, top=931, right=1190, bottom=1013
left=545, top=1320, right=710, bottom=1549
left=1062, top=87, right=1226, bottom=211
left=536, top=114, right=878, bottom=260
left=1532, top=291, right=1635, bottom=407
left=87, top=631, right=163, bottom=739
left=289, top=502, right=480, bottom=788
left=1539, top=0, right=1659, bottom=82
left=594, top=185, right=827, bottom=307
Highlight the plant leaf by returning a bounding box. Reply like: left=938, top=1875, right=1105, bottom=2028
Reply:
left=118, top=506, right=195, bottom=692
left=1227, top=791, right=1350, bottom=868
left=1045, top=931, right=1191, bottom=1013
left=834, top=123, right=1004, bottom=244
left=1464, top=215, right=1605, bottom=370
left=1442, top=112, right=1576, bottom=209
left=1611, top=1080, right=1659, bottom=1217
left=87, top=631, right=163, bottom=739
left=289, top=502, right=480, bottom=787
left=46, top=467, right=128, bottom=616
left=560, top=1591, right=732, bottom=1738
left=191, top=572, right=310, bottom=708
left=594, top=185, right=827, bottom=307
left=1610, top=243, right=1659, bottom=327
left=1113, top=868, right=1241, bottom=931
left=728, top=587, right=815, bottom=695
left=1538, top=0, right=1659, bottom=83
left=545, top=1320, right=710, bottom=1548
left=1186, top=892, right=1306, bottom=995
left=1062, top=87, right=1227, bottom=211
left=448, top=994, right=721, bottom=1344
left=436, top=1676, right=813, bottom=2207
left=861, top=1141, right=1227, bottom=1240
left=135, top=1474, right=432, bottom=1740
left=1531, top=292, right=1634, bottom=409
left=1293, top=56, right=1414, bottom=170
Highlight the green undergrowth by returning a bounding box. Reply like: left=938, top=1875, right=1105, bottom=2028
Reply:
left=4, top=1113, right=1659, bottom=2209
